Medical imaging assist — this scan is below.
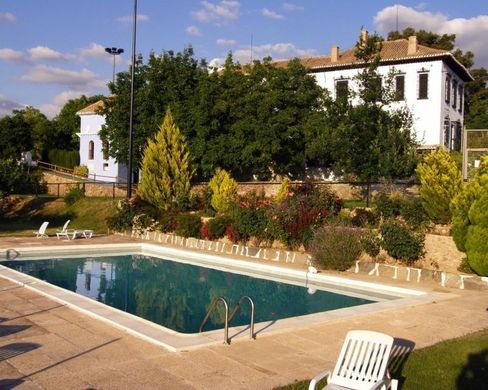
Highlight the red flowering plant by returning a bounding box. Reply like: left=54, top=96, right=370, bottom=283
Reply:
left=268, top=182, right=343, bottom=249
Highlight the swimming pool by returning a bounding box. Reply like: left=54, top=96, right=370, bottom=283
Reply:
left=3, top=254, right=378, bottom=333
left=0, top=243, right=433, bottom=351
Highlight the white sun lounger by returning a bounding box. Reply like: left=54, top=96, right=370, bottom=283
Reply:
left=56, top=220, right=72, bottom=240
left=309, top=330, right=397, bottom=390
left=34, top=221, right=49, bottom=238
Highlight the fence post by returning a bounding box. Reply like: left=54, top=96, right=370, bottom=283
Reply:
left=57, top=183, right=60, bottom=198
left=113, top=183, right=115, bottom=200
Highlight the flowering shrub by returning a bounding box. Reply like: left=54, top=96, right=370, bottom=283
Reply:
left=132, top=213, right=159, bottom=236
left=231, top=191, right=272, bottom=244
left=269, top=182, right=342, bottom=249
left=106, top=198, right=138, bottom=232
left=206, top=215, right=233, bottom=240
left=225, top=225, right=237, bottom=243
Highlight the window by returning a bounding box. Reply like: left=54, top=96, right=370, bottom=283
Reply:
left=102, top=140, right=109, bottom=160
left=394, top=74, right=405, bottom=101
left=458, top=86, right=463, bottom=113
left=88, top=141, right=94, bottom=160
left=444, top=76, right=451, bottom=103
left=335, top=79, right=349, bottom=100
left=452, top=80, right=457, bottom=109
left=443, top=118, right=450, bottom=149
left=418, top=73, right=429, bottom=99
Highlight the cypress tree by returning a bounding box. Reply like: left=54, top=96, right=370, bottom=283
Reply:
left=138, top=108, right=193, bottom=211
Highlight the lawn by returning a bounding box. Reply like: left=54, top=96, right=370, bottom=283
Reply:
left=276, top=328, right=488, bottom=389
left=0, top=195, right=118, bottom=236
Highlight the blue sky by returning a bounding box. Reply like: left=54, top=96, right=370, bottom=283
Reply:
left=1, top=1, right=487, bottom=118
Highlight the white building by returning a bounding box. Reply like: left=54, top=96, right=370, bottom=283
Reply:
left=76, top=100, right=127, bottom=182
left=277, top=33, right=473, bottom=150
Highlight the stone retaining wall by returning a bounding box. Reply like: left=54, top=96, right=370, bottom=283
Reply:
left=119, top=230, right=488, bottom=290
left=43, top=172, right=127, bottom=198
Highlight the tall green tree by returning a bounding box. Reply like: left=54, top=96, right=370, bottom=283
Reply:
left=0, top=110, right=33, bottom=160
left=137, top=109, right=193, bottom=211
left=330, top=32, right=418, bottom=203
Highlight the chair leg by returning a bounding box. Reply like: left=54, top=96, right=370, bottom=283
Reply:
left=390, top=379, right=398, bottom=390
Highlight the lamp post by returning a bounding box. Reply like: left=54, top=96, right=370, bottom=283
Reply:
left=105, top=47, right=124, bottom=84
left=127, top=0, right=137, bottom=198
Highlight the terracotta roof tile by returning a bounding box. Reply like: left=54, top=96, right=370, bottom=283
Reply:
left=76, top=99, right=105, bottom=115
left=274, top=39, right=450, bottom=70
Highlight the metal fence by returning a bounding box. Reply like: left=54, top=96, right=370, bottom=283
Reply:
left=462, top=128, right=488, bottom=179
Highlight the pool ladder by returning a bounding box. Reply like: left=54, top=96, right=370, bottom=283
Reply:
left=199, top=295, right=255, bottom=344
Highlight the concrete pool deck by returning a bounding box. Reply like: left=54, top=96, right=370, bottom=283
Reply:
left=0, top=236, right=487, bottom=389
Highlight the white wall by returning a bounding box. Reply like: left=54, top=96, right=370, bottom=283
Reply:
left=310, top=58, right=465, bottom=149
left=78, top=114, right=127, bottom=182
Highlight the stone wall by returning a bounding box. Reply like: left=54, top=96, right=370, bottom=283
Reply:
left=43, top=172, right=127, bottom=198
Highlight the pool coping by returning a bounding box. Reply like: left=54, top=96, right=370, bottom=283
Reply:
left=0, top=243, right=458, bottom=352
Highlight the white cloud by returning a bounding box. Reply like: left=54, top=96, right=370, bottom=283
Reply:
left=186, top=25, right=201, bottom=36
left=20, top=65, right=105, bottom=89
left=282, top=3, right=304, bottom=12
left=0, top=48, right=26, bottom=62
left=39, top=90, right=90, bottom=119
left=0, top=95, right=24, bottom=117
left=211, top=42, right=317, bottom=67
left=193, top=1, right=240, bottom=24
left=116, top=14, right=149, bottom=23
left=262, top=8, right=285, bottom=20
left=374, top=5, right=488, bottom=67
left=28, top=46, right=72, bottom=61
left=0, top=12, right=15, bottom=23
left=79, top=43, right=107, bottom=58
left=216, top=38, right=236, bottom=46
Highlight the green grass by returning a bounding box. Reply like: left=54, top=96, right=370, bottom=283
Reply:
left=0, top=196, right=117, bottom=236
left=275, top=328, right=488, bottom=390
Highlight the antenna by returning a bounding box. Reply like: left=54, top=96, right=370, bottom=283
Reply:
left=250, top=33, right=253, bottom=63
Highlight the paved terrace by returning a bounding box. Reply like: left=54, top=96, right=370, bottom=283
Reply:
left=0, top=236, right=487, bottom=389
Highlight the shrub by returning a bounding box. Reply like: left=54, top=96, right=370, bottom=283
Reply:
left=64, top=186, right=85, bottom=205
left=208, top=168, right=238, bottom=214
left=231, top=191, right=272, bottom=243
left=275, top=177, right=291, bottom=203
left=374, top=191, right=402, bottom=219
left=416, top=149, right=463, bottom=224
left=361, top=231, right=381, bottom=258
left=48, top=149, right=79, bottom=169
left=73, top=165, right=88, bottom=177
left=380, top=220, right=425, bottom=263
left=157, top=212, right=177, bottom=233
left=206, top=215, right=232, bottom=240
left=0, top=158, right=24, bottom=198
left=132, top=213, right=159, bottom=236
left=271, top=182, right=342, bottom=249
left=451, top=157, right=488, bottom=252
left=174, top=214, right=201, bottom=238
left=351, top=208, right=378, bottom=227
left=309, top=225, right=363, bottom=271
left=106, top=198, right=138, bottom=232
left=225, top=225, right=237, bottom=243
left=400, top=197, right=429, bottom=227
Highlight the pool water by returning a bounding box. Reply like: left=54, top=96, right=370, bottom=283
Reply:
left=3, top=255, right=376, bottom=333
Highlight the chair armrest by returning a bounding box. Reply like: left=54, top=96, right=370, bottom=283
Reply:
left=308, top=370, right=330, bottom=390
left=369, top=378, right=390, bottom=390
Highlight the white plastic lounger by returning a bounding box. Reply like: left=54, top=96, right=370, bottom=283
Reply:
left=56, top=220, right=72, bottom=240
left=71, top=230, right=93, bottom=240
left=309, top=330, right=397, bottom=390
left=34, top=221, right=49, bottom=238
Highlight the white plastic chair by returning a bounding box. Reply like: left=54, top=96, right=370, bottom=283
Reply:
left=34, top=221, right=49, bottom=238
left=56, top=220, right=72, bottom=240
left=309, top=330, right=398, bottom=390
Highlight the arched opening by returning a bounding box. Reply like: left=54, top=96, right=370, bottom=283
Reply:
left=88, top=141, right=94, bottom=160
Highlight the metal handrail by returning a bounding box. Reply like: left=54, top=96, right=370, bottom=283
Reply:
left=199, top=295, right=256, bottom=345
left=229, top=295, right=255, bottom=340
left=199, top=297, right=230, bottom=344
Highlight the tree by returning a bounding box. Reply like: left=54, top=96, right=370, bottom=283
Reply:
left=465, top=68, right=488, bottom=128
left=207, top=168, right=238, bottom=214
left=0, top=110, right=33, bottom=160
left=416, top=149, right=463, bottom=224
left=52, top=94, right=104, bottom=150
left=137, top=109, right=193, bottom=211
left=329, top=32, right=418, bottom=204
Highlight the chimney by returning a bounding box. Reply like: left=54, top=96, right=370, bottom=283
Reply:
left=408, top=35, right=418, bottom=55
left=331, top=46, right=339, bottom=62
left=360, top=29, right=368, bottom=45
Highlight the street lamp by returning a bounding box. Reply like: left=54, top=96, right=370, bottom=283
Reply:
left=104, top=47, right=124, bottom=84
left=127, top=0, right=137, bottom=198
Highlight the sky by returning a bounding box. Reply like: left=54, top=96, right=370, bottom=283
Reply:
left=1, top=1, right=487, bottom=118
